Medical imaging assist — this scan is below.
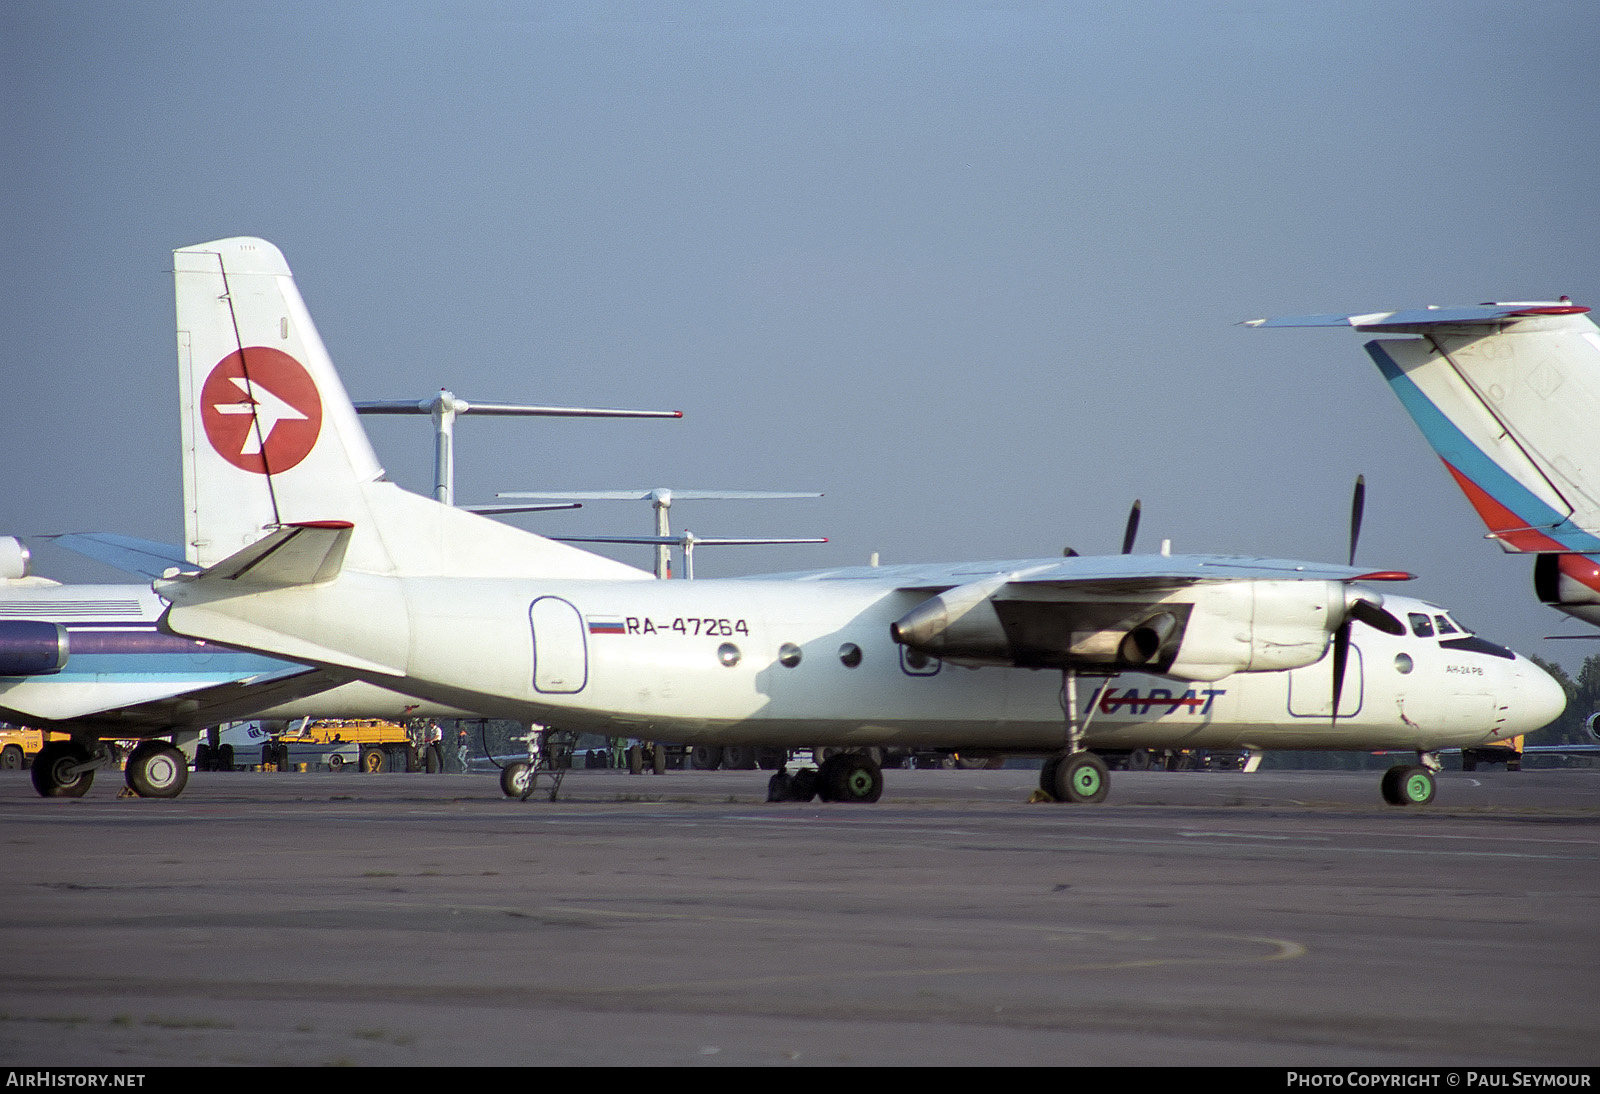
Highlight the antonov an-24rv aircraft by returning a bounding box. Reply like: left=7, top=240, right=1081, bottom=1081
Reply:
left=25, top=238, right=1569, bottom=807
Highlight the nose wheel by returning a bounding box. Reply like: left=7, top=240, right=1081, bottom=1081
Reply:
left=1380, top=764, right=1435, bottom=806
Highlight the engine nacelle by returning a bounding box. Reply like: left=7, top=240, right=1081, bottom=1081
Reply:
left=0, top=620, right=68, bottom=676
left=890, top=577, right=1349, bottom=681
left=1165, top=580, right=1343, bottom=680
left=1534, top=553, right=1600, bottom=628
left=888, top=576, right=1014, bottom=665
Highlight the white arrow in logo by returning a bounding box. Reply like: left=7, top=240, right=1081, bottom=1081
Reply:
left=213, top=376, right=308, bottom=455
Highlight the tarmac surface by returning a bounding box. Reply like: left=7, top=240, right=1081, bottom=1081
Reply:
left=2, top=765, right=1597, bottom=1067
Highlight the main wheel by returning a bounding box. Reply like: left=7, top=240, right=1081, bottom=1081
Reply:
left=500, top=761, right=533, bottom=798
left=1381, top=764, right=1435, bottom=806
left=766, top=771, right=794, bottom=801
left=1051, top=751, right=1110, bottom=804
left=1039, top=753, right=1065, bottom=799
left=31, top=741, right=94, bottom=798
left=818, top=752, right=882, bottom=804
left=721, top=745, right=758, bottom=770
left=690, top=744, right=723, bottom=770
left=126, top=741, right=188, bottom=799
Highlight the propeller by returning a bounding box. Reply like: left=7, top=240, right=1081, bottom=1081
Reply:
left=1121, top=500, right=1142, bottom=555
left=1330, top=475, right=1405, bottom=721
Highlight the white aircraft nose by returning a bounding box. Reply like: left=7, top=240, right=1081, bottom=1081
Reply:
left=1509, top=656, right=1568, bottom=735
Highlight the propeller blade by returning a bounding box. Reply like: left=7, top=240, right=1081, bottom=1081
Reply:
left=1348, top=475, right=1365, bottom=567
left=1330, top=622, right=1350, bottom=724
left=1347, top=598, right=1405, bottom=636
left=1121, top=500, right=1142, bottom=555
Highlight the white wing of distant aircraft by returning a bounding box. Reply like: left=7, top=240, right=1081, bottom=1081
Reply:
left=354, top=390, right=682, bottom=506
left=146, top=238, right=1565, bottom=808
left=497, top=489, right=826, bottom=577
left=1248, top=301, right=1600, bottom=629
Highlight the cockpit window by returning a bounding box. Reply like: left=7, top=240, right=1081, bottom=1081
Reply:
left=1408, top=613, right=1435, bottom=638
left=1434, top=615, right=1458, bottom=635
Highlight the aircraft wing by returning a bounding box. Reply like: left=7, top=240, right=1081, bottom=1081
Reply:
left=744, top=552, right=1404, bottom=590
left=48, top=533, right=192, bottom=579
left=749, top=553, right=1409, bottom=681
left=0, top=663, right=350, bottom=733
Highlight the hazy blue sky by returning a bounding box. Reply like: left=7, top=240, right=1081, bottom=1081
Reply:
left=4, top=1, right=1597, bottom=665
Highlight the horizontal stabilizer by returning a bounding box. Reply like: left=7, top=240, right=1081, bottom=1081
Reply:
left=207, top=522, right=353, bottom=586
left=1244, top=303, right=1589, bottom=330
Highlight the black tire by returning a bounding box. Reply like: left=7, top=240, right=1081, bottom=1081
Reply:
left=1382, top=764, right=1435, bottom=806
left=766, top=771, right=794, bottom=802
left=1039, top=753, right=1064, bottom=799
left=651, top=745, right=667, bottom=775
left=31, top=741, right=93, bottom=798
left=690, top=744, right=723, bottom=770
left=790, top=764, right=819, bottom=799
left=195, top=743, right=212, bottom=772
left=361, top=747, right=385, bottom=774
left=722, top=745, right=758, bottom=770
left=126, top=741, right=188, bottom=799
left=820, top=752, right=882, bottom=804
left=1127, top=749, right=1152, bottom=772
left=627, top=745, right=644, bottom=775
left=1, top=744, right=24, bottom=770
left=755, top=747, right=787, bottom=771
left=500, top=761, right=533, bottom=798
left=1052, top=751, right=1110, bottom=804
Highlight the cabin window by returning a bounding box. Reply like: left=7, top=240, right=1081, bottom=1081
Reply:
left=838, top=642, right=863, bottom=668
left=778, top=643, right=802, bottom=668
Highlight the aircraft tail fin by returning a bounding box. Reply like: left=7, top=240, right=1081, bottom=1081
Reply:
left=1353, top=305, right=1600, bottom=555
left=174, top=238, right=649, bottom=581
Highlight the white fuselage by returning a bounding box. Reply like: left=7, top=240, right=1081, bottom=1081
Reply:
left=345, top=575, right=1557, bottom=753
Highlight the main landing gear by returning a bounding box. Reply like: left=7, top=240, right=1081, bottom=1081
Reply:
left=125, top=741, right=189, bottom=799
left=31, top=737, right=191, bottom=799
left=31, top=740, right=98, bottom=798
left=1038, top=671, right=1116, bottom=804
left=768, top=751, right=883, bottom=803
left=1038, top=751, right=1110, bottom=804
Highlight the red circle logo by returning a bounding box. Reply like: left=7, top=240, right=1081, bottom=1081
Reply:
left=200, top=348, right=323, bottom=475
